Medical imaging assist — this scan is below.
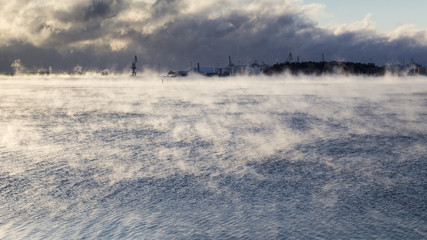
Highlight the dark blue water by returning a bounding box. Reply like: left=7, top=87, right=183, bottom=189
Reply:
left=0, top=75, right=426, bottom=239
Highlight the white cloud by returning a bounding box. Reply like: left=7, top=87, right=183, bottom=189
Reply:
left=331, top=14, right=376, bottom=35
left=386, top=25, right=427, bottom=46
left=299, top=2, right=328, bottom=20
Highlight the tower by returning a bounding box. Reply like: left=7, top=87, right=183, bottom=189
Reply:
left=131, top=55, right=137, bottom=76
left=286, top=52, right=293, bottom=63
left=228, top=56, right=234, bottom=67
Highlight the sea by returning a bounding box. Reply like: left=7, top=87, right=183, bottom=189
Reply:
left=1, top=74, right=426, bottom=239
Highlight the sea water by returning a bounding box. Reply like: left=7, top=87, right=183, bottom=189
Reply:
left=0, top=74, right=426, bottom=239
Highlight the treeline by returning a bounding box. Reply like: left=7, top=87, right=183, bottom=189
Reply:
left=263, top=61, right=386, bottom=76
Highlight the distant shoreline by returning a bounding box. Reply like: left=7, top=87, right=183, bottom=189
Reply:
left=1, top=60, right=426, bottom=77
left=263, top=61, right=425, bottom=77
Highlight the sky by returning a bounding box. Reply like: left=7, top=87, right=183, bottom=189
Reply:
left=1, top=0, right=427, bottom=73
left=303, top=0, right=427, bottom=32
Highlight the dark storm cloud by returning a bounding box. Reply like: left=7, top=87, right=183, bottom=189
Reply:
left=0, top=40, right=131, bottom=73
left=84, top=1, right=112, bottom=20
left=137, top=12, right=315, bottom=68
left=55, top=0, right=123, bottom=23
left=46, top=0, right=126, bottom=44
left=1, top=0, right=427, bottom=73
left=135, top=10, right=427, bottom=70
left=151, top=0, right=183, bottom=18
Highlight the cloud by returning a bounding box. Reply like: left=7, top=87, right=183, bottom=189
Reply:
left=0, top=0, right=427, bottom=73
left=331, top=14, right=377, bottom=35
left=386, top=25, right=427, bottom=46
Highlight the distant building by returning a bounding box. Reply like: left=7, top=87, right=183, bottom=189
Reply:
left=167, top=70, right=188, bottom=77
left=196, top=67, right=216, bottom=76
left=166, top=56, right=268, bottom=78
left=408, top=59, right=426, bottom=75
left=411, top=67, right=427, bottom=76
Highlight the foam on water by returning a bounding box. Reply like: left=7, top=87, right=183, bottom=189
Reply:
left=0, top=74, right=426, bottom=239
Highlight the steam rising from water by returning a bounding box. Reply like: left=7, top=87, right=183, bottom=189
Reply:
left=1, top=74, right=426, bottom=239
